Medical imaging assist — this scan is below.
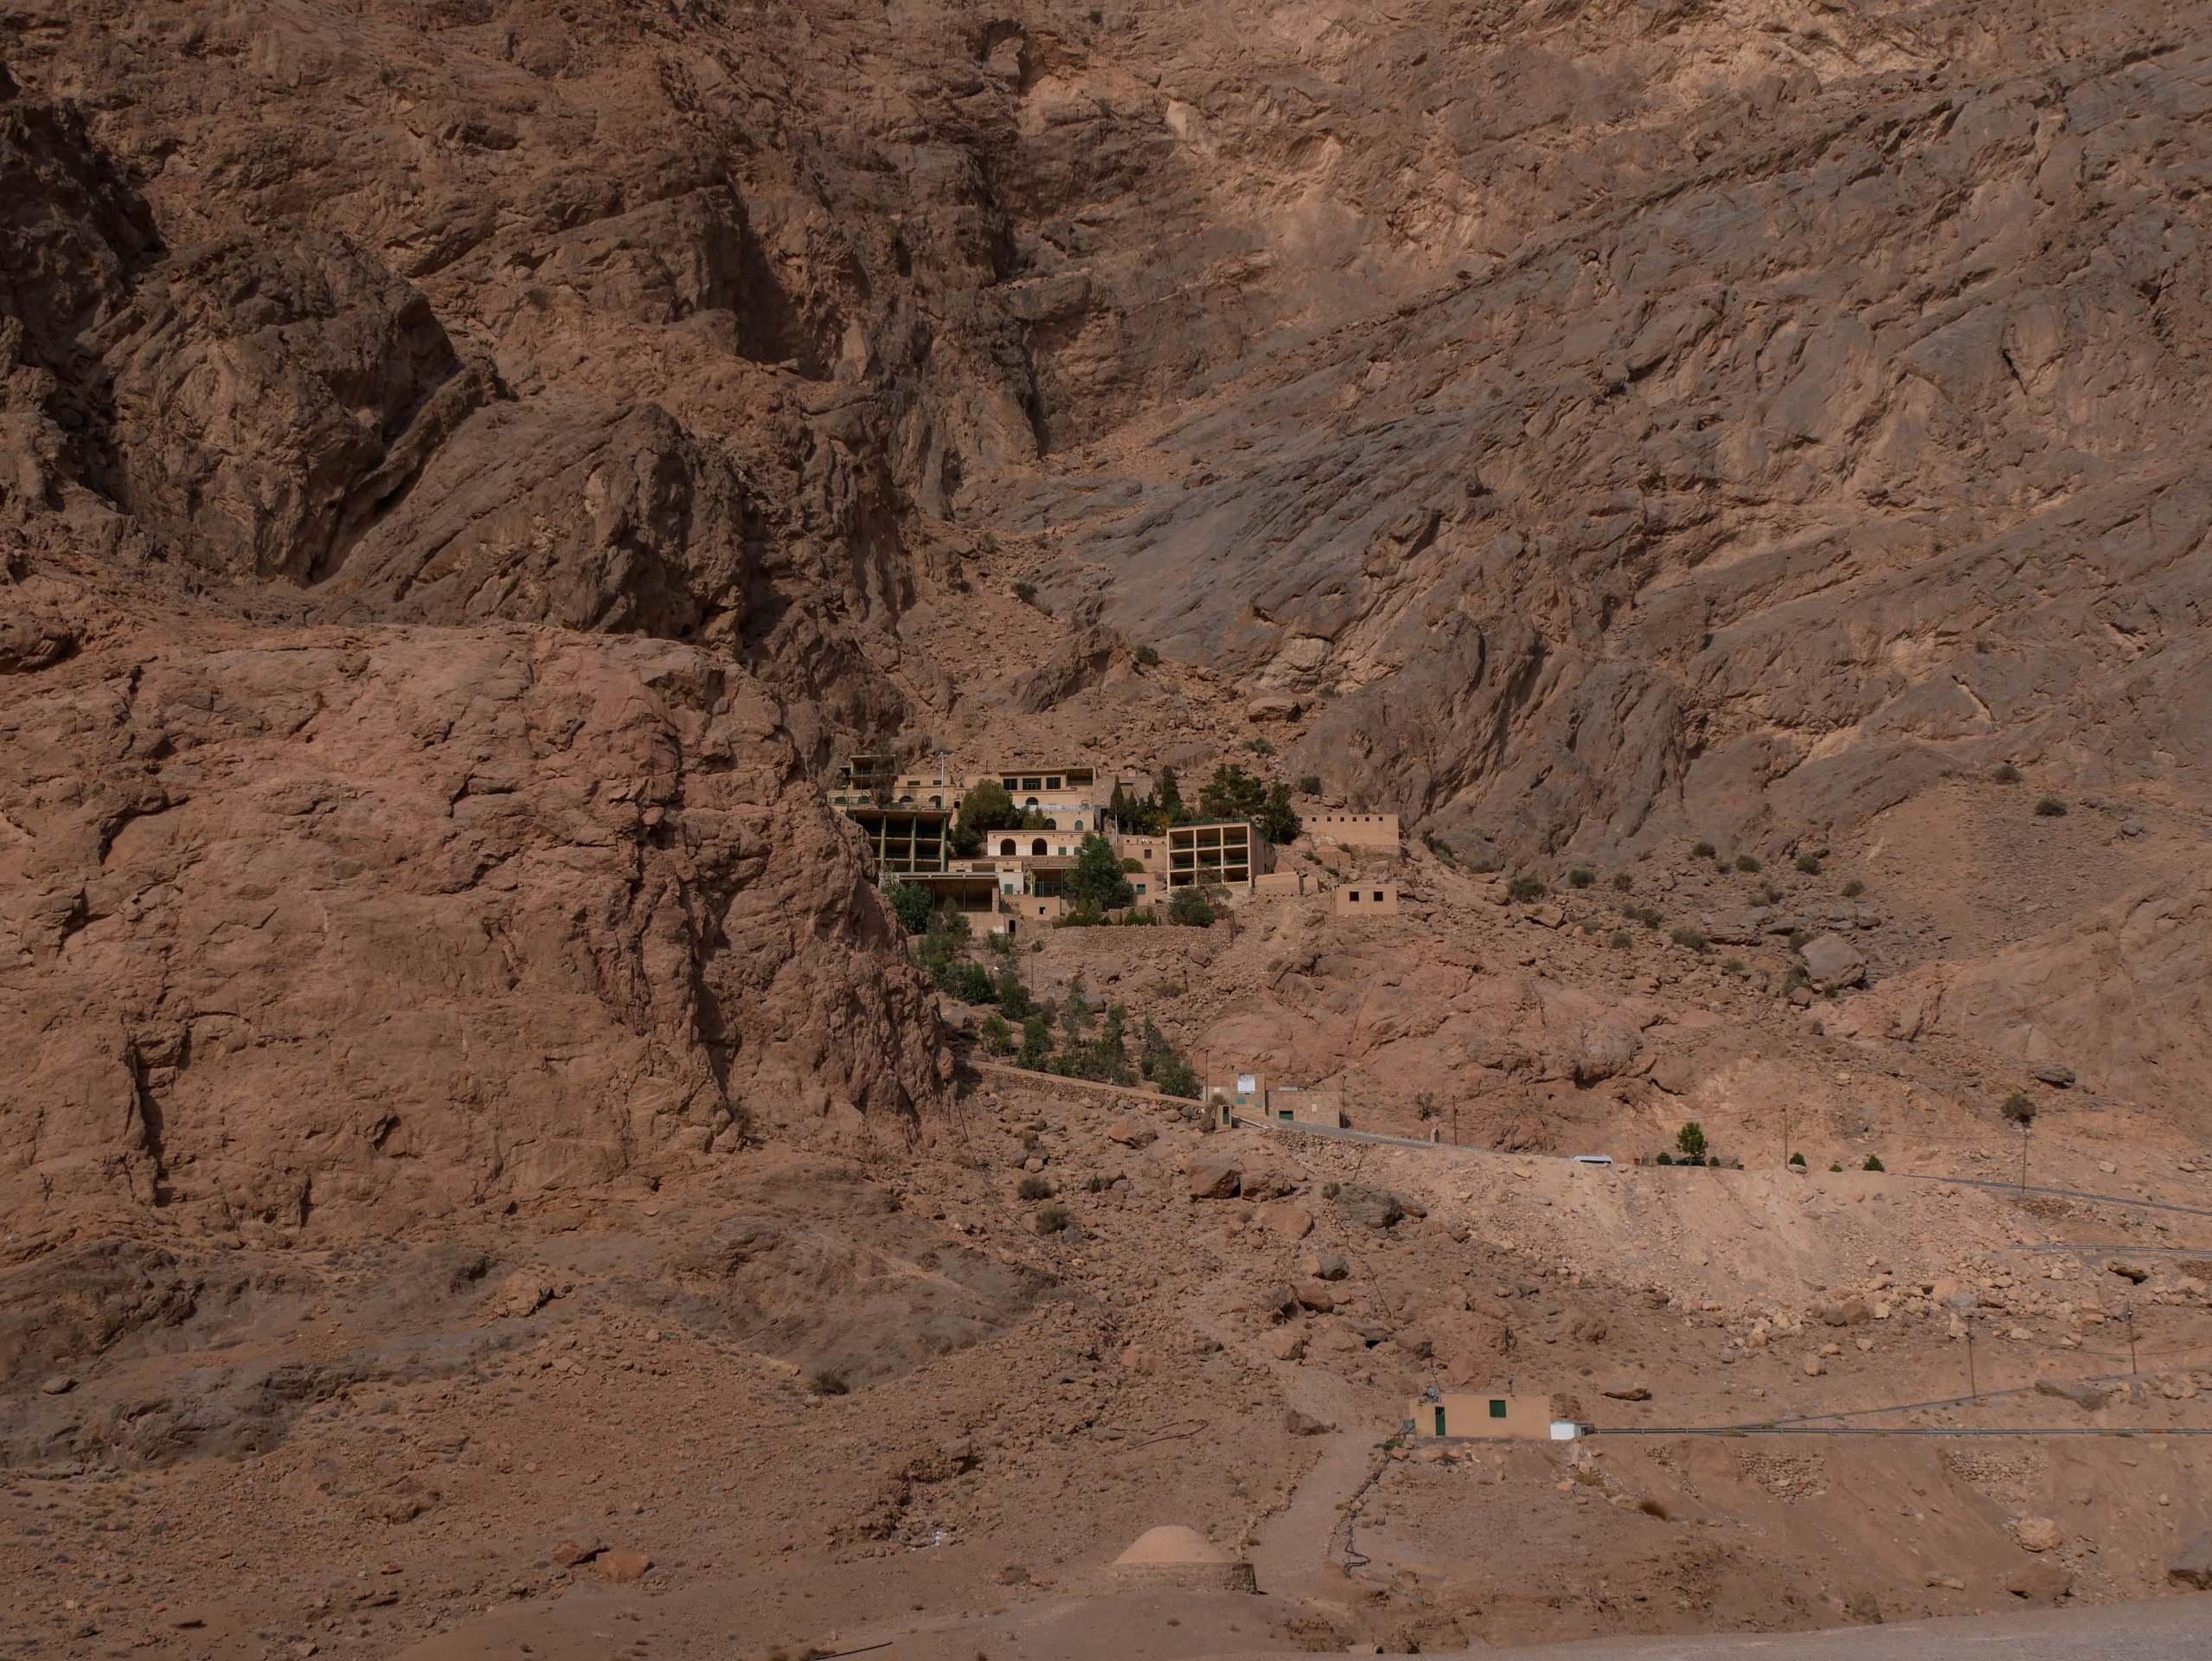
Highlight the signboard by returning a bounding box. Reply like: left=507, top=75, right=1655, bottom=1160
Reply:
left=1236, top=1074, right=1258, bottom=1096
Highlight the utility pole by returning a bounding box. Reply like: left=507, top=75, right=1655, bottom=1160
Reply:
left=1965, top=1317, right=1978, bottom=1405
left=2019, top=1120, right=2029, bottom=1196
left=2126, top=1307, right=2138, bottom=1375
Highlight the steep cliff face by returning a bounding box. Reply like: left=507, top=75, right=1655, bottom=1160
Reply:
left=0, top=622, right=950, bottom=1250
left=4, top=0, right=2211, bottom=1245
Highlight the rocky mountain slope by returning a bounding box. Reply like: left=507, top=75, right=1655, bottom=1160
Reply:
left=4, top=2, right=2212, bottom=1655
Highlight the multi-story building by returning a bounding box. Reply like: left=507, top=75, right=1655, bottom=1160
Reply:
left=1164, top=820, right=1274, bottom=891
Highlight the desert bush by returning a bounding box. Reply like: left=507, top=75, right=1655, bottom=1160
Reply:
left=2034, top=796, right=2068, bottom=817
left=1788, top=1151, right=1806, bottom=1167
left=1636, top=906, right=1664, bottom=929
left=979, top=1014, right=1013, bottom=1055
left=1568, top=867, right=1595, bottom=888
left=1012, top=580, right=1038, bottom=604
left=1655, top=1152, right=1674, bottom=1166
left=1609, top=930, right=1632, bottom=949
left=1735, top=854, right=1762, bottom=873
left=1167, top=888, right=1215, bottom=927
left=1722, top=957, right=1746, bottom=974
left=1692, top=840, right=1715, bottom=858
left=1016, top=1174, right=1052, bottom=1201
left=811, top=1369, right=850, bottom=1397
left=1828, top=1163, right=1843, bottom=1172
left=1788, top=929, right=1813, bottom=950
left=1794, top=852, right=1823, bottom=875
left=1993, top=762, right=2021, bottom=783
left=1247, top=735, right=1275, bottom=756
left=1321, top=1182, right=1340, bottom=1199
left=952, top=961, right=997, bottom=1004
left=1134, top=644, right=1161, bottom=666
left=1035, top=1202, right=1071, bottom=1235
left=1840, top=879, right=1864, bottom=898
left=1611, top=871, right=1632, bottom=890
left=1754, top=882, right=1782, bottom=906
left=1863, top=1155, right=1885, bottom=1172
left=2000, top=1092, right=2037, bottom=1126
left=1638, top=1497, right=1670, bottom=1519
left=890, top=882, right=935, bottom=934
left=1298, top=773, right=1322, bottom=794
left=1508, top=875, right=1547, bottom=901
left=1670, top=926, right=1709, bottom=952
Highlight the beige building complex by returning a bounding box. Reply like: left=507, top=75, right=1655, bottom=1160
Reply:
left=1403, top=1391, right=1580, bottom=1440
left=831, top=752, right=1287, bottom=919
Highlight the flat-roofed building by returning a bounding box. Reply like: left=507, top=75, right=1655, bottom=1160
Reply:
left=1306, top=812, right=1401, bottom=849
left=1333, top=881, right=1400, bottom=916
left=974, top=761, right=1106, bottom=835
left=1164, top=821, right=1275, bottom=891
left=1402, top=1391, right=1568, bottom=1440
left=843, top=804, right=952, bottom=873
left=1253, top=869, right=1311, bottom=897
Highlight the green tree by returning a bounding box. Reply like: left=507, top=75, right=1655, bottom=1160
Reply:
left=1167, top=888, right=1215, bottom=927
left=1676, top=1121, right=1708, bottom=1159
left=996, top=972, right=1034, bottom=1020
left=952, top=777, right=1022, bottom=857
left=1258, top=782, right=1302, bottom=845
left=1017, top=1012, right=1053, bottom=1068
left=1155, top=766, right=1184, bottom=821
left=890, top=882, right=934, bottom=934
left=979, top=1014, right=1012, bottom=1055
left=1199, top=763, right=1267, bottom=821
left=1070, top=832, right=1137, bottom=910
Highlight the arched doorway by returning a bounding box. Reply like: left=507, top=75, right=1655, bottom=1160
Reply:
left=1032, top=838, right=1048, bottom=856
left=999, top=838, right=1016, bottom=856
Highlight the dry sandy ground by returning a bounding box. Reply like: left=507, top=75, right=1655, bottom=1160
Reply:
left=6, top=1077, right=2209, bottom=1661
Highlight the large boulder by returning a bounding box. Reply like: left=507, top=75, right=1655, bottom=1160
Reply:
left=1335, top=1186, right=1403, bottom=1229
left=1185, top=1158, right=1243, bottom=1200
left=1801, top=933, right=1867, bottom=992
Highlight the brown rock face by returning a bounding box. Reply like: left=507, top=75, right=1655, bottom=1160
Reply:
left=0, top=626, right=946, bottom=1241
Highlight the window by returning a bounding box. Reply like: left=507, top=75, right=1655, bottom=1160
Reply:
left=1136, top=884, right=1146, bottom=895
left=1373, top=891, right=1385, bottom=902
left=1278, top=1109, right=1292, bottom=1120
left=1032, top=839, right=1048, bottom=856
left=1348, top=891, right=1360, bottom=902
left=1023, top=777, right=1042, bottom=791
left=1046, top=776, right=1061, bottom=790
left=1025, top=797, right=1040, bottom=807
left=999, top=839, right=1016, bottom=856
left=1045, top=818, right=1057, bottom=830
left=1489, top=1400, right=1507, bottom=1419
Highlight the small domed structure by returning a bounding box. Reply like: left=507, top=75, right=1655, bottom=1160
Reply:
left=1110, top=1525, right=1257, bottom=1592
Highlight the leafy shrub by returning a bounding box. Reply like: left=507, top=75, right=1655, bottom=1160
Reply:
left=890, top=882, right=934, bottom=934
left=1134, top=644, right=1161, bottom=666
left=1840, top=879, right=1864, bottom=898
left=1120, top=857, right=1144, bottom=874
left=1863, top=1155, right=1885, bottom=1172
left=1722, top=957, right=1746, bottom=974
left=1114, top=909, right=1159, bottom=927
left=1016, top=1174, right=1052, bottom=1201
left=1788, top=929, right=1813, bottom=950
left=811, top=1369, right=850, bottom=1397
left=952, top=961, right=997, bottom=1004
left=1670, top=926, right=1709, bottom=952
left=2000, top=1092, right=2037, bottom=1126
left=1053, top=903, right=1103, bottom=928
left=1568, top=867, right=1595, bottom=888
left=1167, top=888, right=1215, bottom=927
left=996, top=972, right=1034, bottom=1020
left=1754, top=882, right=1782, bottom=906
left=1609, top=930, right=1632, bottom=949
left=1828, top=1163, right=1843, bottom=1172
left=1993, top=762, right=2021, bottom=783
left=1035, top=1202, right=1071, bottom=1235
left=1320, top=1182, right=1340, bottom=1199
left=1611, top=871, right=1632, bottom=890
left=1788, top=1151, right=1806, bottom=1167
left=1675, top=1122, right=1708, bottom=1158
left=1298, top=773, right=1322, bottom=795
left=1692, top=840, right=1716, bottom=858
left=1508, top=875, right=1547, bottom=901
left=1655, top=1152, right=1673, bottom=1166
left=1012, top=580, right=1038, bottom=604
left=979, top=1014, right=1013, bottom=1055
left=1636, top=906, right=1664, bottom=929
left=1734, top=854, right=1760, bottom=873
left=2034, top=796, right=2068, bottom=817
left=1794, top=852, right=1823, bottom=874
left=1151, top=1052, right=1200, bottom=1100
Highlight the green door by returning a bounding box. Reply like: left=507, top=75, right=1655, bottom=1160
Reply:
left=1433, top=1407, right=1446, bottom=1437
